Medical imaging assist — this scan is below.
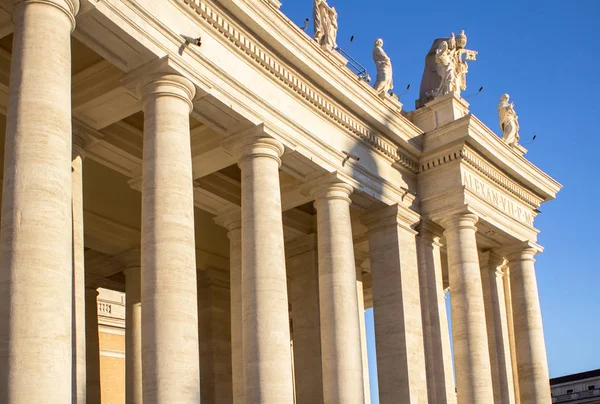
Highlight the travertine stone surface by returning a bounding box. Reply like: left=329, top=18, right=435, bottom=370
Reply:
left=363, top=205, right=428, bottom=404
left=215, top=208, right=243, bottom=404
left=356, top=266, right=372, bottom=404
left=72, top=133, right=88, bottom=404
left=480, top=252, right=516, bottom=404
left=139, top=74, right=200, bottom=403
left=236, top=136, right=294, bottom=404
left=124, top=265, right=142, bottom=404
left=313, top=182, right=365, bottom=404
left=287, top=234, right=324, bottom=404
left=0, top=1, right=79, bottom=403
left=86, top=286, right=102, bottom=404
left=507, top=247, right=551, bottom=404
left=416, top=222, right=456, bottom=404
left=503, top=267, right=522, bottom=403
left=440, top=213, right=493, bottom=404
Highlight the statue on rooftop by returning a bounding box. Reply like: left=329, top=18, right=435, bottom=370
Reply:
left=372, top=38, right=393, bottom=96
left=313, top=0, right=338, bottom=50
left=498, top=94, right=520, bottom=146
left=416, top=30, right=478, bottom=108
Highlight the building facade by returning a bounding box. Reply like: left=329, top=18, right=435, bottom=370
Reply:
left=551, top=369, right=600, bottom=404
left=0, top=0, right=561, bottom=404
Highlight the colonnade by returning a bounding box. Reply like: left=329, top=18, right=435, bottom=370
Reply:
left=0, top=1, right=552, bottom=404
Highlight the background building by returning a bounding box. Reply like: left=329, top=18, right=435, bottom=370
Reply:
left=551, top=369, right=600, bottom=404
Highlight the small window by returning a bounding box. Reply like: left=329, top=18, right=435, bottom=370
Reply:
left=589, top=385, right=596, bottom=390
left=567, top=389, right=574, bottom=394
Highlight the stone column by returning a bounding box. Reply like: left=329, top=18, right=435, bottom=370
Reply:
left=287, top=234, right=324, bottom=404
left=0, top=1, right=79, bottom=402
left=139, top=73, right=200, bottom=403
left=85, top=286, right=102, bottom=404
left=124, top=263, right=142, bottom=404
left=72, top=130, right=89, bottom=404
left=503, top=267, right=521, bottom=403
left=313, top=181, right=364, bottom=404
left=480, top=252, right=516, bottom=404
left=235, top=135, right=294, bottom=404
left=440, top=213, right=493, bottom=404
left=416, top=221, right=456, bottom=404
left=363, top=205, right=428, bottom=404
left=507, top=246, right=551, bottom=404
left=356, top=265, right=372, bottom=404
left=215, top=208, right=243, bottom=404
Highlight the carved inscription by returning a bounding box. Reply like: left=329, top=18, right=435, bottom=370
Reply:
left=463, top=170, right=534, bottom=226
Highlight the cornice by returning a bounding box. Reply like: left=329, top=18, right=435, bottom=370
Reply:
left=420, top=145, right=544, bottom=209
left=174, top=0, right=420, bottom=172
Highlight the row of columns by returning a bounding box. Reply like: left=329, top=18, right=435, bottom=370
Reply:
left=0, top=1, right=552, bottom=404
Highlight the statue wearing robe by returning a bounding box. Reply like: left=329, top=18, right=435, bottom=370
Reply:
left=372, top=38, right=393, bottom=96
left=498, top=94, right=520, bottom=146
left=434, top=41, right=456, bottom=96
left=313, top=0, right=338, bottom=49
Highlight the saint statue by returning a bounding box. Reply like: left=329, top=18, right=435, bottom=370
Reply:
left=434, top=41, right=456, bottom=96
left=498, top=94, right=520, bottom=146
left=313, top=0, right=338, bottom=49
left=372, top=38, right=393, bottom=96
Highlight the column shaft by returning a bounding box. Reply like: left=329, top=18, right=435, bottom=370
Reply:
left=480, top=252, right=516, bottom=404
left=364, top=205, right=428, bottom=404
left=85, top=287, right=102, bottom=404
left=238, top=137, right=294, bottom=404
left=140, top=74, right=200, bottom=403
left=125, top=266, right=142, bottom=404
left=287, top=234, right=324, bottom=404
left=503, top=268, right=521, bottom=403
left=72, top=137, right=87, bottom=404
left=0, top=1, right=79, bottom=402
left=441, top=214, right=493, bottom=404
left=416, top=224, right=456, bottom=404
left=508, top=248, right=551, bottom=404
left=315, top=183, right=364, bottom=404
left=356, top=267, right=372, bottom=404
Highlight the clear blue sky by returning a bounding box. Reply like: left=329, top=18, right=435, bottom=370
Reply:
left=279, top=0, right=600, bottom=401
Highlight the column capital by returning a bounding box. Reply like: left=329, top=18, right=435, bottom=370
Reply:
left=14, top=0, right=80, bottom=31
left=416, top=219, right=444, bottom=244
left=214, top=206, right=242, bottom=233
left=438, top=212, right=478, bottom=233
left=361, top=203, right=420, bottom=233
left=500, top=241, right=543, bottom=263
left=222, top=125, right=285, bottom=166
left=479, top=250, right=505, bottom=270
left=117, top=248, right=142, bottom=272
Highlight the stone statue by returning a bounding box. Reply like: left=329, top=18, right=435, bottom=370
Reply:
left=416, top=30, right=478, bottom=108
left=372, top=38, right=393, bottom=96
left=498, top=94, right=520, bottom=146
left=313, top=0, right=338, bottom=49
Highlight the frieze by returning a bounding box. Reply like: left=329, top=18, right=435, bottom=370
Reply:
left=462, top=170, right=535, bottom=226
left=177, top=0, right=419, bottom=173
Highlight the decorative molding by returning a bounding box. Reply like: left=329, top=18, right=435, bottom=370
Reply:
left=176, top=0, right=419, bottom=172
left=420, top=146, right=544, bottom=208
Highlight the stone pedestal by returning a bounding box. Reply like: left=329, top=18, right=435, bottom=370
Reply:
left=215, top=208, right=243, bottom=404
left=363, top=205, right=428, bottom=404
left=507, top=246, right=551, bottom=404
left=440, top=213, right=493, bottom=404
left=416, top=221, right=456, bottom=404
left=235, top=135, right=294, bottom=404
left=124, top=264, right=142, bottom=404
left=86, top=286, right=102, bottom=404
left=314, top=182, right=365, bottom=404
left=139, top=73, right=200, bottom=403
left=480, top=252, right=516, bottom=404
left=0, top=1, right=79, bottom=402
left=287, top=234, right=324, bottom=404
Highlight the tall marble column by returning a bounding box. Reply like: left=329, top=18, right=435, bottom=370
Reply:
left=440, top=213, right=493, bottom=404
left=480, top=252, right=516, bottom=404
left=503, top=267, right=521, bottom=403
left=72, top=130, right=89, bottom=404
left=507, top=246, right=551, bottom=404
left=0, top=1, right=79, bottom=402
left=355, top=264, right=372, bottom=404
left=234, top=135, right=294, bottom=404
left=287, top=233, right=324, bottom=404
left=85, top=286, right=102, bottom=404
left=416, top=221, right=456, bottom=404
left=124, top=262, right=142, bottom=404
left=313, top=181, right=364, bottom=404
left=363, top=205, right=428, bottom=404
left=215, top=208, right=243, bottom=404
left=139, top=73, right=200, bottom=403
